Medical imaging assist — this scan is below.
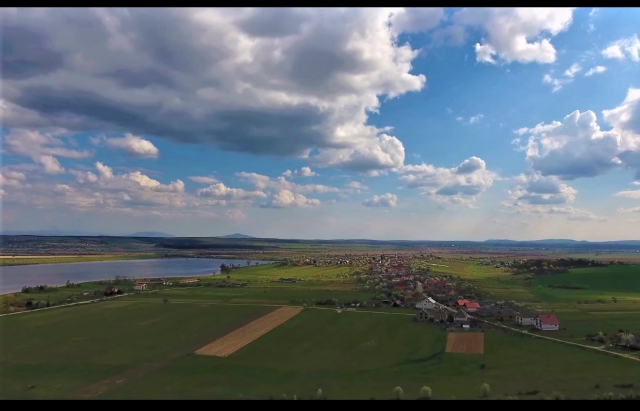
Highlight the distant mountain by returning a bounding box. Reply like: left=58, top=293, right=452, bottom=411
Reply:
left=216, top=233, right=255, bottom=239
left=0, top=229, right=108, bottom=236
left=127, top=231, right=174, bottom=238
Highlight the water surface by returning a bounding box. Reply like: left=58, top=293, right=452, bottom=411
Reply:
left=0, top=258, right=271, bottom=294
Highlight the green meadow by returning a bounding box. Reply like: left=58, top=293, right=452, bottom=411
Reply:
left=1, top=261, right=639, bottom=399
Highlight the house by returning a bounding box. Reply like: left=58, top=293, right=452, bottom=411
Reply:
left=133, top=282, right=147, bottom=291
left=454, top=309, right=470, bottom=323
left=415, top=309, right=430, bottom=322
left=463, top=301, right=481, bottom=312
left=415, top=299, right=437, bottom=310
left=104, top=286, right=118, bottom=296
left=457, top=299, right=470, bottom=307
left=516, top=311, right=536, bottom=326
left=534, top=314, right=560, bottom=331
left=500, top=308, right=519, bottom=321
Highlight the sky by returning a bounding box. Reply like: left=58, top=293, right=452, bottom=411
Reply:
left=2, top=7, right=640, bottom=241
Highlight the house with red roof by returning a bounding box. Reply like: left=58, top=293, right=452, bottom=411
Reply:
left=393, top=281, right=413, bottom=291
left=534, top=314, right=560, bottom=331
left=463, top=301, right=481, bottom=312
left=457, top=299, right=470, bottom=307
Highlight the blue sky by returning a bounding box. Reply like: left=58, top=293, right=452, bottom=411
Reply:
left=2, top=8, right=640, bottom=240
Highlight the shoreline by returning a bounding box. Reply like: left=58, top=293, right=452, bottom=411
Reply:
left=0, top=254, right=275, bottom=267
left=0, top=259, right=275, bottom=296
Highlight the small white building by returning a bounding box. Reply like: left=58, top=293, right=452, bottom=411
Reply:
left=516, top=312, right=536, bottom=326
left=534, top=314, right=560, bottom=331
left=133, top=282, right=147, bottom=291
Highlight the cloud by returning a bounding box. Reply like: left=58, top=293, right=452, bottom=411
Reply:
left=514, top=88, right=640, bottom=180
left=281, top=167, right=318, bottom=177
left=189, top=176, right=219, bottom=184
left=451, top=8, right=575, bottom=64
left=617, top=206, right=640, bottom=213
left=262, top=190, right=320, bottom=208
left=564, top=63, right=581, bottom=78
left=1, top=8, right=436, bottom=174
left=584, top=66, right=607, bottom=76
left=543, top=73, right=571, bottom=92
left=2, top=128, right=92, bottom=172
left=506, top=172, right=577, bottom=207
left=0, top=170, right=27, bottom=188
left=398, top=156, right=496, bottom=206
left=344, top=181, right=369, bottom=193
left=602, top=34, right=640, bottom=61
left=389, top=8, right=445, bottom=34
left=308, top=133, right=406, bottom=174
left=47, top=161, right=189, bottom=210
left=362, top=193, right=398, bottom=207
left=615, top=189, right=640, bottom=199
left=104, top=133, right=159, bottom=158
left=236, top=172, right=342, bottom=195
left=469, top=114, right=484, bottom=124
left=37, top=155, right=65, bottom=174
left=196, top=183, right=266, bottom=202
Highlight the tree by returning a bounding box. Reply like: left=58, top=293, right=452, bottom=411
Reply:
left=392, top=386, right=403, bottom=400
left=162, top=298, right=169, bottom=304
left=419, top=386, right=432, bottom=399
left=620, top=333, right=636, bottom=347
left=480, top=383, right=490, bottom=398
left=246, top=261, right=251, bottom=266
left=317, top=389, right=323, bottom=399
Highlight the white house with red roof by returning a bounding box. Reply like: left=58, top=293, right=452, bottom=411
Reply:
left=534, top=314, right=560, bottom=331
left=133, top=282, right=147, bottom=291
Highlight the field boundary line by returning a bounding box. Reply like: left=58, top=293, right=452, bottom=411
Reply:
left=0, top=294, right=131, bottom=317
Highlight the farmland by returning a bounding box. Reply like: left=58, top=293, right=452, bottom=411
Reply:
left=1, top=255, right=640, bottom=399
left=2, top=294, right=639, bottom=400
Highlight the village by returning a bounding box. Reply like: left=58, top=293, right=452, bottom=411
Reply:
left=357, top=252, right=562, bottom=333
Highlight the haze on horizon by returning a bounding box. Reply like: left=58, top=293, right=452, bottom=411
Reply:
left=2, top=8, right=640, bottom=241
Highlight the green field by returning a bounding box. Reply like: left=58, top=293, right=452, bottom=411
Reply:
left=2, top=262, right=640, bottom=399
left=2, top=297, right=640, bottom=399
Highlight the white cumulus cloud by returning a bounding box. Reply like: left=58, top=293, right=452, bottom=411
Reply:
left=104, top=133, right=159, bottom=158
left=363, top=193, right=398, bottom=207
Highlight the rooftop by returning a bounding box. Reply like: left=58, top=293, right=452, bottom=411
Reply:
left=538, top=314, right=560, bottom=325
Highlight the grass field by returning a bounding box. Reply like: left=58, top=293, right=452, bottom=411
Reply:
left=0, top=254, right=158, bottom=266
left=431, top=262, right=640, bottom=345
left=2, top=260, right=640, bottom=399
left=2, top=297, right=639, bottom=400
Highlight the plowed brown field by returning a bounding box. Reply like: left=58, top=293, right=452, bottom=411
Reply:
left=445, top=332, right=484, bottom=354
left=195, top=306, right=303, bottom=357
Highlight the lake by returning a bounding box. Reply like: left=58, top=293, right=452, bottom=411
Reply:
left=0, top=258, right=272, bottom=294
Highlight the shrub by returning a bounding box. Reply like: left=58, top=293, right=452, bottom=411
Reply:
left=419, top=386, right=432, bottom=399
left=162, top=298, right=169, bottom=304
left=392, top=386, right=403, bottom=400
left=481, top=383, right=490, bottom=398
